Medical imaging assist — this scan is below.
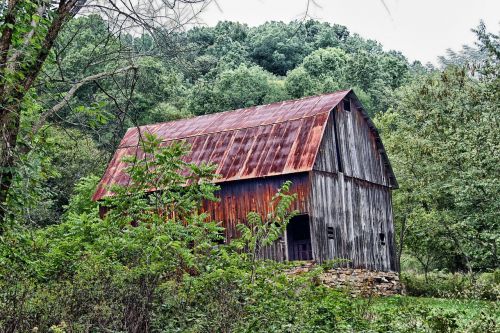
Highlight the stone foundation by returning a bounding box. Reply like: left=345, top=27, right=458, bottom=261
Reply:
left=287, top=262, right=403, bottom=297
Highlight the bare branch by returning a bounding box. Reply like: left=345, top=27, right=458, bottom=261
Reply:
left=379, top=0, right=394, bottom=21
left=33, top=65, right=138, bottom=134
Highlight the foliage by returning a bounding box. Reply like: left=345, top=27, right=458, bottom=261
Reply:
left=247, top=21, right=313, bottom=76
left=63, top=175, right=101, bottom=216
left=402, top=270, right=500, bottom=301
left=0, top=0, right=210, bottom=223
left=234, top=180, right=297, bottom=282
left=189, top=64, right=287, bottom=115
left=285, top=46, right=408, bottom=114
left=6, top=135, right=497, bottom=332
left=368, top=296, right=499, bottom=333
left=105, top=133, right=219, bottom=223
left=4, top=91, right=104, bottom=227
left=0, top=135, right=224, bottom=331
left=376, top=48, right=500, bottom=272
left=285, top=47, right=349, bottom=98
left=0, top=136, right=368, bottom=332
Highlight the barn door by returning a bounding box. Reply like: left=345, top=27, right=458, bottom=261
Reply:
left=286, top=215, right=313, bottom=261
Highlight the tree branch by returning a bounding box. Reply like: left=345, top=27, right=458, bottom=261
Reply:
left=16, top=0, right=88, bottom=95
left=6, top=4, right=47, bottom=71
left=33, top=65, right=138, bottom=134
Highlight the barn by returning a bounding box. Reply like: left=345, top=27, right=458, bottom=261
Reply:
left=93, top=89, right=399, bottom=272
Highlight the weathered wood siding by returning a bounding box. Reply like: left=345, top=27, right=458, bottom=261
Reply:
left=314, top=104, right=391, bottom=187
left=313, top=110, right=339, bottom=173
left=311, top=99, right=397, bottom=271
left=309, top=172, right=397, bottom=271
left=201, top=96, right=397, bottom=269
left=202, top=173, right=311, bottom=240
left=201, top=173, right=311, bottom=261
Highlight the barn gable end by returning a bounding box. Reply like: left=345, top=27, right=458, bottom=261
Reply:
left=310, top=91, right=398, bottom=271
left=313, top=91, right=397, bottom=188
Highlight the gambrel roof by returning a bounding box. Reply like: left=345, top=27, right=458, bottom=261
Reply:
left=93, top=89, right=397, bottom=201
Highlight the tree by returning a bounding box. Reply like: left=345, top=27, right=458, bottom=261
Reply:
left=285, top=47, right=349, bottom=98
left=189, top=64, right=288, bottom=115
left=0, top=133, right=224, bottom=331
left=248, top=21, right=313, bottom=76
left=0, top=0, right=213, bottom=223
left=377, top=63, right=499, bottom=272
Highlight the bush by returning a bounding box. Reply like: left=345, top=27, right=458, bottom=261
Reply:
left=152, top=263, right=368, bottom=333
left=402, top=271, right=500, bottom=300
left=368, top=296, right=499, bottom=333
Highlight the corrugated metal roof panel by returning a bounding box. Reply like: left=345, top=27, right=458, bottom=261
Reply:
left=93, top=90, right=351, bottom=201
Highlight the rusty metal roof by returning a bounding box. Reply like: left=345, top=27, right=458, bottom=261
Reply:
left=93, top=90, right=351, bottom=201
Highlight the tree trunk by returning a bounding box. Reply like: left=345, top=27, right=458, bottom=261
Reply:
left=397, top=215, right=407, bottom=276
left=0, top=0, right=77, bottom=224
left=0, top=103, right=21, bottom=224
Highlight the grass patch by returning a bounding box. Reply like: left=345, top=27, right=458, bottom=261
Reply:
left=365, top=295, right=499, bottom=332
left=402, top=271, right=500, bottom=300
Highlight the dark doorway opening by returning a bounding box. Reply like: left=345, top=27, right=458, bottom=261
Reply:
left=287, top=215, right=313, bottom=261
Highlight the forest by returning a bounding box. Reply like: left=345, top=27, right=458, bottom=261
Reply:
left=0, top=0, right=499, bottom=331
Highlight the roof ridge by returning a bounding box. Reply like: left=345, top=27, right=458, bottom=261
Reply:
left=126, top=89, right=352, bottom=132
left=118, top=110, right=332, bottom=149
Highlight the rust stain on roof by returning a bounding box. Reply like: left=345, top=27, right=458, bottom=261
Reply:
left=93, top=90, right=351, bottom=201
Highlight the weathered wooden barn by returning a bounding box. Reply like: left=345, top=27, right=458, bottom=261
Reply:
left=93, top=89, right=398, bottom=271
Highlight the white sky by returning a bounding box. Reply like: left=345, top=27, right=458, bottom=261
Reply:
left=200, top=0, right=500, bottom=64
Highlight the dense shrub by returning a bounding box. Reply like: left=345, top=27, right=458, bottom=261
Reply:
left=368, top=296, right=499, bottom=333
left=402, top=271, right=500, bottom=300
left=151, top=264, right=370, bottom=333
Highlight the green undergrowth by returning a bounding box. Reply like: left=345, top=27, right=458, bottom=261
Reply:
left=366, top=295, right=499, bottom=332
left=2, top=137, right=498, bottom=332
left=402, top=271, right=500, bottom=301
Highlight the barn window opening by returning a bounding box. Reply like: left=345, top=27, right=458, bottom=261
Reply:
left=286, top=214, right=313, bottom=261
left=379, top=233, right=386, bottom=246
left=327, top=226, right=335, bottom=240
left=343, top=99, right=351, bottom=112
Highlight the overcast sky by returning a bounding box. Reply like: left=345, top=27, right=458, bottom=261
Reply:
left=200, top=0, right=500, bottom=64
